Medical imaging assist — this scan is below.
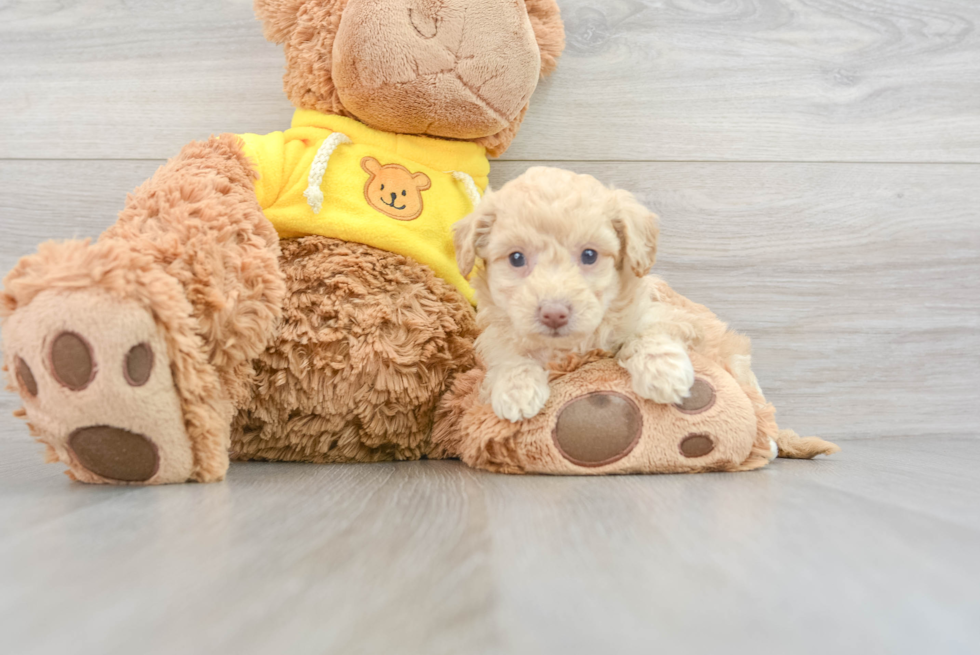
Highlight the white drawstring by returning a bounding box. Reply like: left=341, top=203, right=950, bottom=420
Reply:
left=304, top=132, right=352, bottom=214
left=449, top=170, right=483, bottom=209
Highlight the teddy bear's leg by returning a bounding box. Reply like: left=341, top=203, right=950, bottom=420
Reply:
left=231, top=238, right=478, bottom=463
left=436, top=353, right=775, bottom=475
left=1, top=136, right=284, bottom=484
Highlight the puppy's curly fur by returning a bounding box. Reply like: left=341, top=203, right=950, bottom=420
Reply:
left=455, top=167, right=707, bottom=422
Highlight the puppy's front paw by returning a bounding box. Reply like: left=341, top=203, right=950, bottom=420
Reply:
left=490, top=365, right=551, bottom=422
left=622, top=343, right=695, bottom=405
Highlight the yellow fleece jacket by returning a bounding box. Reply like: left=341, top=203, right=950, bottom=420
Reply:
left=237, top=111, right=489, bottom=303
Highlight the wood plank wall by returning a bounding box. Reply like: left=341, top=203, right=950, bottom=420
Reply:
left=1, top=0, right=977, bottom=440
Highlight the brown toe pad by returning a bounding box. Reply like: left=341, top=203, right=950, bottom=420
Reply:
left=553, top=392, right=643, bottom=467
left=675, top=378, right=716, bottom=414
left=50, top=331, right=95, bottom=391
left=124, top=343, right=154, bottom=387
left=68, top=426, right=160, bottom=482
left=16, top=357, right=38, bottom=398
left=679, top=433, right=716, bottom=458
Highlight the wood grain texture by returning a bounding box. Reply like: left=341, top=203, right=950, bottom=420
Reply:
left=1, top=0, right=979, bottom=161
left=2, top=160, right=976, bottom=441
left=0, top=436, right=977, bottom=655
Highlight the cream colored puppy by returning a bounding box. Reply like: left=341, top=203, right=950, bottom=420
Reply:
left=454, top=167, right=699, bottom=422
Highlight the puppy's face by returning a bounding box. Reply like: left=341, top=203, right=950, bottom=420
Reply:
left=481, top=209, right=621, bottom=344
left=455, top=167, right=659, bottom=348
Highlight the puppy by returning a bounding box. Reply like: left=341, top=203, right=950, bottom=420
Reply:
left=453, top=167, right=701, bottom=422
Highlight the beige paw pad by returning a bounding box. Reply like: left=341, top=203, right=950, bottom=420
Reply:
left=2, top=289, right=194, bottom=485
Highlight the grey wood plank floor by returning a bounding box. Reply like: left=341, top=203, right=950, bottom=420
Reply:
left=1, top=436, right=978, bottom=655
left=1, top=0, right=979, bottom=653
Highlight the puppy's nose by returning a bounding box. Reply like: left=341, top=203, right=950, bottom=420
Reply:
left=538, top=303, right=571, bottom=330
left=390, top=192, right=398, bottom=203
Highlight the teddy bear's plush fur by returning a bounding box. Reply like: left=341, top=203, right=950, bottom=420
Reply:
left=231, top=237, right=478, bottom=464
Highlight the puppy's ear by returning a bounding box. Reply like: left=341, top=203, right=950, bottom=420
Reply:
left=453, top=202, right=496, bottom=278
left=610, top=189, right=659, bottom=277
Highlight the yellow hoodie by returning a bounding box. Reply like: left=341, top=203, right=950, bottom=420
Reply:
left=237, top=111, right=489, bottom=303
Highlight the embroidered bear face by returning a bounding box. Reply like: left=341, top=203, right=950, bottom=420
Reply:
left=361, top=157, right=432, bottom=221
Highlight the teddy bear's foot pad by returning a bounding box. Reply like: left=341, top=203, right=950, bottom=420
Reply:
left=68, top=426, right=160, bottom=482
left=4, top=289, right=194, bottom=484
left=552, top=392, right=643, bottom=467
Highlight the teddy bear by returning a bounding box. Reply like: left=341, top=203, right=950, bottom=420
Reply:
left=0, top=0, right=836, bottom=485
left=0, top=0, right=564, bottom=484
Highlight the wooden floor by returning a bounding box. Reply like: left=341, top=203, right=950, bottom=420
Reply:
left=1, top=436, right=978, bottom=654
left=1, top=0, right=978, bottom=653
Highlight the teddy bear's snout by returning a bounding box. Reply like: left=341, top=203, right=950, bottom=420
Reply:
left=333, top=0, right=542, bottom=140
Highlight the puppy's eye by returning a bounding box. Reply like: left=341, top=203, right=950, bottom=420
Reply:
left=381, top=184, right=385, bottom=191
left=402, top=190, right=407, bottom=196
left=508, top=252, right=527, bottom=268
left=581, top=249, right=599, bottom=266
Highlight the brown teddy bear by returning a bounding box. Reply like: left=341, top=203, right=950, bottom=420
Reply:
left=0, top=0, right=563, bottom=484
left=0, top=0, right=836, bottom=485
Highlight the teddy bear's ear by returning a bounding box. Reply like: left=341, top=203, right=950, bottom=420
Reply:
left=412, top=172, right=432, bottom=192
left=253, top=0, right=309, bottom=44
left=523, top=0, right=566, bottom=78
left=609, top=189, right=660, bottom=278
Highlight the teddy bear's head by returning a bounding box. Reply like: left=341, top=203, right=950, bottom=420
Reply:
left=254, top=0, right=565, bottom=157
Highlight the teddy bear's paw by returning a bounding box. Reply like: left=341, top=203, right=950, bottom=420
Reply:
left=489, top=364, right=551, bottom=423
left=621, top=341, right=696, bottom=405
left=3, top=289, right=196, bottom=484
left=546, top=361, right=756, bottom=473
left=453, top=356, right=763, bottom=475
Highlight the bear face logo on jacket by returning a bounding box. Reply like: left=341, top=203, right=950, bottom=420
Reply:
left=361, top=157, right=432, bottom=221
